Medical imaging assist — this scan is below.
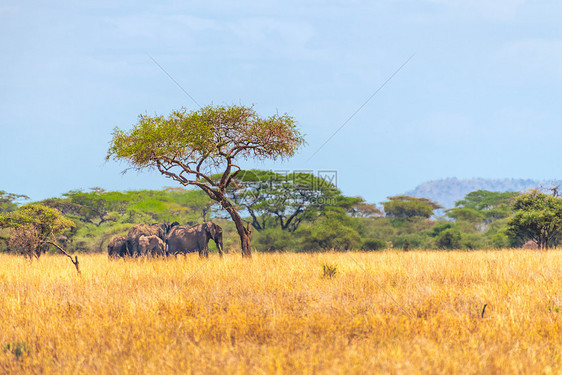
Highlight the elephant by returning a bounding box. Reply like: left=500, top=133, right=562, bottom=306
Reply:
left=166, top=222, right=223, bottom=258
left=126, top=222, right=179, bottom=257
left=138, top=235, right=167, bottom=257
left=108, top=235, right=127, bottom=258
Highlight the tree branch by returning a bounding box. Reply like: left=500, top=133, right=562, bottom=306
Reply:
left=43, top=240, right=81, bottom=275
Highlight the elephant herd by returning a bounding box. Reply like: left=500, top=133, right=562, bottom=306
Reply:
left=108, top=221, right=224, bottom=258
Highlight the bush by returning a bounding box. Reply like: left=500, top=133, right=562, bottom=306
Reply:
left=391, top=234, right=427, bottom=250
left=300, top=220, right=361, bottom=251
left=431, top=222, right=454, bottom=237
left=0, top=231, right=8, bottom=253
left=460, top=232, right=485, bottom=250
left=436, top=228, right=462, bottom=249
left=253, top=228, right=295, bottom=252
left=362, top=238, right=386, bottom=251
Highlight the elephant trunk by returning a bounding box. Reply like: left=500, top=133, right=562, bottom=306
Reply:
left=215, top=233, right=224, bottom=256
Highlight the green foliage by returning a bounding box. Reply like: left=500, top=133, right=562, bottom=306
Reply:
left=0, top=185, right=536, bottom=254
left=485, top=228, right=511, bottom=248
left=346, top=200, right=382, bottom=218
left=436, top=228, right=462, bottom=249
left=225, top=169, right=342, bottom=232
left=107, top=105, right=305, bottom=169
left=0, top=191, right=29, bottom=214
left=507, top=190, right=562, bottom=249
left=42, top=188, right=128, bottom=226
left=446, top=207, right=483, bottom=224
left=253, top=228, right=295, bottom=252
left=0, top=204, right=75, bottom=257
left=442, top=190, right=521, bottom=248
left=458, top=232, right=483, bottom=250
left=431, top=222, right=454, bottom=237
left=0, top=204, right=75, bottom=238
left=391, top=233, right=429, bottom=250
left=362, top=238, right=386, bottom=251
left=455, top=190, right=517, bottom=213
left=0, top=191, right=30, bottom=252
left=300, top=213, right=362, bottom=251
left=382, top=196, right=442, bottom=219
left=448, top=190, right=518, bottom=227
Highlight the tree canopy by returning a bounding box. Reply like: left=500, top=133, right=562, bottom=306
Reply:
left=382, top=196, right=442, bottom=219
left=224, top=169, right=341, bottom=232
left=0, top=190, right=29, bottom=214
left=0, top=204, right=75, bottom=258
left=449, top=190, right=517, bottom=225
left=507, top=190, right=562, bottom=249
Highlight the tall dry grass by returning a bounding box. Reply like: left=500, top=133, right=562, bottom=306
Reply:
left=1, top=250, right=561, bottom=374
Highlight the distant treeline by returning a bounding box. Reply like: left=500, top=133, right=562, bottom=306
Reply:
left=1, top=173, right=559, bottom=253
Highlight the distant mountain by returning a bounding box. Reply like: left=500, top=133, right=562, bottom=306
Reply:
left=404, top=178, right=562, bottom=209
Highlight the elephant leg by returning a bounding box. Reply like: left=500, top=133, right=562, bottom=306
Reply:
left=197, top=238, right=208, bottom=258
left=216, top=241, right=223, bottom=258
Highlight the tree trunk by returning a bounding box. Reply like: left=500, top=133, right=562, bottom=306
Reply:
left=247, top=207, right=263, bottom=231
left=217, top=193, right=252, bottom=257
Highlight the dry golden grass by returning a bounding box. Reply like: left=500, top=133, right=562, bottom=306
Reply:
left=1, top=250, right=561, bottom=374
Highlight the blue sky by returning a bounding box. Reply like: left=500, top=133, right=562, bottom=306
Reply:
left=1, top=0, right=561, bottom=204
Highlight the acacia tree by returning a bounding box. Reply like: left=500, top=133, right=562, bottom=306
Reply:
left=448, top=190, right=518, bottom=224
left=107, top=105, right=305, bottom=257
left=0, top=204, right=80, bottom=273
left=0, top=190, right=29, bottom=214
left=382, top=196, right=442, bottom=219
left=507, top=190, right=562, bottom=249
left=42, top=188, right=127, bottom=227
left=0, top=191, right=30, bottom=251
left=225, top=170, right=340, bottom=232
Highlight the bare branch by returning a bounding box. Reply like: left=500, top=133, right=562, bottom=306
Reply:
left=43, top=240, right=81, bottom=275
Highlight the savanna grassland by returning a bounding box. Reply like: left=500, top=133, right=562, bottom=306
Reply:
left=1, top=250, right=561, bottom=374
